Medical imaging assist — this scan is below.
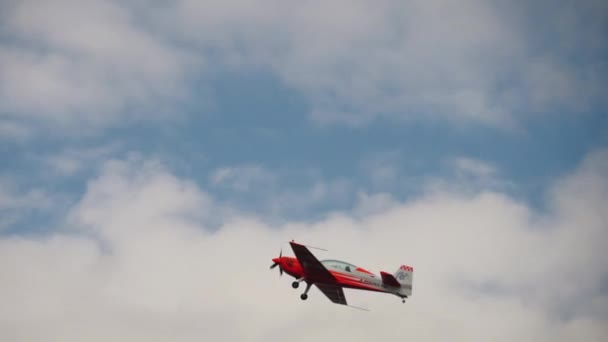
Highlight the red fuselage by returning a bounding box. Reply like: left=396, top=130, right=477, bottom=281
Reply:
left=272, top=256, right=389, bottom=293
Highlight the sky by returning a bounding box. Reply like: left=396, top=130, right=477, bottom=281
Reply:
left=0, top=0, right=607, bottom=340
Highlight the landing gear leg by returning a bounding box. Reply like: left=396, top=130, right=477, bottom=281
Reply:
left=300, top=282, right=312, bottom=300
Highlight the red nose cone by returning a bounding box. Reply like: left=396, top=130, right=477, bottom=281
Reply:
left=272, top=257, right=281, bottom=264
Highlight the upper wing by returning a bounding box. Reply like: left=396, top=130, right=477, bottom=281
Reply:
left=315, top=284, right=348, bottom=305
left=289, top=241, right=336, bottom=283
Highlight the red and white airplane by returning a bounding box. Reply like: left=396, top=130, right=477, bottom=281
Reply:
left=270, top=241, right=413, bottom=307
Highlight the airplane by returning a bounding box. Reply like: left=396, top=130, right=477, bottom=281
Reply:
left=269, top=240, right=413, bottom=307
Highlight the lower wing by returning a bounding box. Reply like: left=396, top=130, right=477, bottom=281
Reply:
left=315, top=284, right=347, bottom=305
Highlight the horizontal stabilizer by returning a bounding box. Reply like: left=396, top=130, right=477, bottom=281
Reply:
left=380, top=271, right=401, bottom=287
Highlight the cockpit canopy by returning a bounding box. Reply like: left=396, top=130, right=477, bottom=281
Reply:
left=321, top=259, right=358, bottom=273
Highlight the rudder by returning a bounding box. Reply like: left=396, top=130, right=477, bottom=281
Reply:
left=394, top=265, right=413, bottom=296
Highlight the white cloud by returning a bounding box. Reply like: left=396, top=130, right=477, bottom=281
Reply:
left=0, top=0, right=198, bottom=134
left=37, top=143, right=122, bottom=176
left=208, top=164, right=354, bottom=220
left=169, top=0, right=606, bottom=127
left=0, top=188, right=51, bottom=211
left=210, top=164, right=277, bottom=191
left=0, top=177, right=55, bottom=231
left=428, top=156, right=517, bottom=195
left=1, top=149, right=607, bottom=340
left=0, top=120, right=31, bottom=141
left=266, top=178, right=353, bottom=217
left=351, top=191, right=399, bottom=217
left=449, top=156, right=497, bottom=178
left=1, top=0, right=604, bottom=136
left=358, top=151, right=403, bottom=188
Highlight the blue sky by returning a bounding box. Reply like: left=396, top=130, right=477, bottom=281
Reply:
left=1, top=1, right=607, bottom=340
left=2, top=59, right=606, bottom=227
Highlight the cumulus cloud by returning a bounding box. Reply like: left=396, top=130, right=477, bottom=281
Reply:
left=1, top=149, right=607, bottom=340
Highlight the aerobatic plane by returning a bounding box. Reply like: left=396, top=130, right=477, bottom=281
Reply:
left=269, top=241, right=413, bottom=307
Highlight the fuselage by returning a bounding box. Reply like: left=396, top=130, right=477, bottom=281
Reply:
left=273, top=256, right=405, bottom=297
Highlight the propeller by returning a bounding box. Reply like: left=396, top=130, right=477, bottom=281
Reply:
left=269, top=248, right=283, bottom=276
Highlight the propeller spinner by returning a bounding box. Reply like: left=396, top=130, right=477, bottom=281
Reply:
left=269, top=248, right=283, bottom=276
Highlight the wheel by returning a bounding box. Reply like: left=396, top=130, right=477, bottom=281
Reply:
left=292, top=281, right=299, bottom=289
left=300, top=293, right=308, bottom=300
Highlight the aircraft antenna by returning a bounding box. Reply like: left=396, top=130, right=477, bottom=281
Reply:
left=347, top=305, right=370, bottom=312
left=287, top=240, right=328, bottom=251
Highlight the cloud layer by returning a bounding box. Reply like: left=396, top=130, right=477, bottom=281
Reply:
left=0, top=0, right=197, bottom=135
left=2, top=0, right=605, bottom=136
left=1, top=148, right=607, bottom=341
left=1, top=1, right=606, bottom=340
left=171, top=0, right=607, bottom=126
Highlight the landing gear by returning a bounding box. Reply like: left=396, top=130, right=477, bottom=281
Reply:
left=292, top=277, right=304, bottom=289
left=402, top=298, right=406, bottom=303
left=300, top=282, right=312, bottom=301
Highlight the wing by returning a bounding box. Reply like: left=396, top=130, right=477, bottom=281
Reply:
left=289, top=241, right=336, bottom=283
left=315, top=284, right=348, bottom=305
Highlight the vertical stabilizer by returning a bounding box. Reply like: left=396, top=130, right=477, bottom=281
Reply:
left=394, top=265, right=413, bottom=296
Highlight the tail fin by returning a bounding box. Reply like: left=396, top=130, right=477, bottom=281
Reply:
left=394, top=265, right=413, bottom=296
